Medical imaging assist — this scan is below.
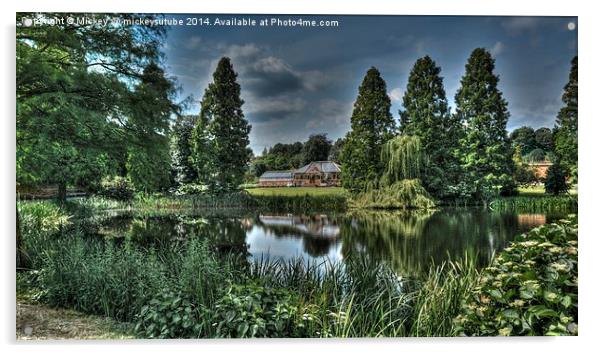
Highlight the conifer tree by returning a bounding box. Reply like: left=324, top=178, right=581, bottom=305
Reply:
left=171, top=115, right=198, bottom=186
left=554, top=56, right=578, bottom=179
left=340, top=67, right=396, bottom=192
left=126, top=62, right=176, bottom=192
left=190, top=57, right=252, bottom=192
left=455, top=48, right=516, bottom=200
left=401, top=56, right=461, bottom=200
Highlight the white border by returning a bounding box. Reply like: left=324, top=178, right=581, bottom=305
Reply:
left=2, top=1, right=600, bottom=353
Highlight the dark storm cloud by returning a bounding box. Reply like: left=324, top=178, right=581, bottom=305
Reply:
left=164, top=15, right=577, bottom=154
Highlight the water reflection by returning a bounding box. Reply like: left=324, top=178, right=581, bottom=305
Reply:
left=95, top=208, right=563, bottom=277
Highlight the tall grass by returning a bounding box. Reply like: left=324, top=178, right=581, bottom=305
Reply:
left=64, top=192, right=348, bottom=213
left=408, top=256, right=480, bottom=336
left=490, top=195, right=577, bottom=213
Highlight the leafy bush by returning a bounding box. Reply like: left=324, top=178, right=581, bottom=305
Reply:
left=455, top=216, right=578, bottom=336
left=135, top=290, right=202, bottom=338
left=545, top=162, right=569, bottom=195
left=210, top=283, right=301, bottom=338
left=97, top=176, right=135, bottom=201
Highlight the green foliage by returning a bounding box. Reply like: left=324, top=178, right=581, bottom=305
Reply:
left=545, top=162, right=569, bottom=195
left=410, top=257, right=480, bottom=336
left=512, top=146, right=539, bottom=187
left=211, top=283, right=301, bottom=338
left=455, top=217, right=578, bottom=336
left=302, top=134, right=332, bottom=164
left=510, top=126, right=537, bottom=155
left=16, top=13, right=172, bottom=201
left=490, top=196, right=577, bottom=214
left=525, top=148, right=546, bottom=163
left=170, top=115, right=198, bottom=186
left=534, top=128, right=554, bottom=152
left=127, top=146, right=172, bottom=192
left=328, top=137, right=345, bottom=163
left=17, top=201, right=71, bottom=268
left=455, top=48, right=516, bottom=200
left=254, top=142, right=304, bottom=172
left=380, top=135, right=425, bottom=185
left=191, top=57, right=252, bottom=193
left=352, top=179, right=436, bottom=210
left=340, top=67, right=396, bottom=192
left=554, top=56, right=578, bottom=179
left=126, top=63, right=177, bottom=193
left=97, top=176, right=134, bottom=201
left=400, top=56, right=463, bottom=200
left=135, top=290, right=201, bottom=338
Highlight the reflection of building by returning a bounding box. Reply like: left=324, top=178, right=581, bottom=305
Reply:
left=517, top=214, right=546, bottom=229
left=258, top=214, right=340, bottom=238
left=528, top=161, right=553, bottom=179
left=258, top=161, right=341, bottom=187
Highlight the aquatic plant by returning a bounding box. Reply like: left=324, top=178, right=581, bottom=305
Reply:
left=455, top=216, right=578, bottom=336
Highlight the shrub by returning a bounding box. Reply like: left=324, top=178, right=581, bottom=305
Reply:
left=135, top=289, right=202, bottom=338
left=455, top=217, right=578, bottom=336
left=210, top=283, right=302, bottom=338
left=545, top=162, right=569, bottom=195
left=97, top=176, right=135, bottom=201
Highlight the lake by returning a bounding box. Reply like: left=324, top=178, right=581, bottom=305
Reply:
left=96, top=208, right=568, bottom=277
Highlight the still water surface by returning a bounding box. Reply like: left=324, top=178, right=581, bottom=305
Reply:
left=98, top=208, right=566, bottom=276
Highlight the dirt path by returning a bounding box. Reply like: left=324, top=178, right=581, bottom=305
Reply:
left=16, top=301, right=135, bottom=340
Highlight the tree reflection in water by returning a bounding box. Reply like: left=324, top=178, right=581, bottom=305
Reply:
left=96, top=208, right=562, bottom=278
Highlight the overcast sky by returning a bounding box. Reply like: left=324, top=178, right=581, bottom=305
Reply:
left=163, top=15, right=577, bottom=154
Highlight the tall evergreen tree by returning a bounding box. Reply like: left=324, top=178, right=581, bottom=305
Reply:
left=455, top=48, right=516, bottom=200
left=191, top=57, right=252, bottom=192
left=340, top=67, right=396, bottom=192
left=400, top=56, right=461, bottom=200
left=126, top=62, right=176, bottom=192
left=554, top=56, right=578, bottom=179
left=171, top=115, right=198, bottom=186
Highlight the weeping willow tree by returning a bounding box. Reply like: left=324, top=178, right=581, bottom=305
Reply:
left=380, top=135, right=426, bottom=187
left=352, top=135, right=436, bottom=210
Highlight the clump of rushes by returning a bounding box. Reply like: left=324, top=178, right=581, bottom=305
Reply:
left=489, top=195, right=577, bottom=213
left=455, top=216, right=578, bottom=336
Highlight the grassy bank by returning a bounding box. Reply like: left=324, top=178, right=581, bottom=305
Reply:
left=64, top=191, right=348, bottom=213
left=16, top=201, right=578, bottom=338
left=246, top=187, right=347, bottom=197
left=490, top=195, right=577, bottom=213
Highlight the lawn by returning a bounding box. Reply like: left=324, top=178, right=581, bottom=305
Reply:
left=518, top=184, right=578, bottom=197
left=245, top=186, right=348, bottom=197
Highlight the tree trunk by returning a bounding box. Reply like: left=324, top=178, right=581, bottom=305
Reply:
left=57, top=182, right=67, bottom=203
